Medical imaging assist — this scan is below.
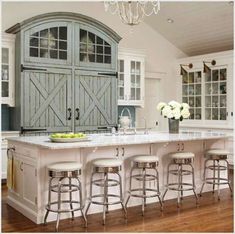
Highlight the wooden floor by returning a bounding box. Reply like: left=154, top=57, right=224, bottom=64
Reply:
left=1, top=184, right=234, bottom=233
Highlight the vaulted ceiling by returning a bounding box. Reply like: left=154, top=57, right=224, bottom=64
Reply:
left=144, top=1, right=234, bottom=56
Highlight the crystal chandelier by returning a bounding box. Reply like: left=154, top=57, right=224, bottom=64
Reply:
left=104, top=1, right=160, bottom=26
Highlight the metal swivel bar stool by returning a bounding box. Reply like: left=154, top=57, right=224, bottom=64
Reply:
left=85, top=158, right=126, bottom=225
left=199, top=149, right=233, bottom=200
left=44, top=161, right=87, bottom=231
left=162, top=152, right=198, bottom=207
left=125, top=155, right=162, bottom=216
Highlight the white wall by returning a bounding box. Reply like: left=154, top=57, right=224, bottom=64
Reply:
left=2, top=1, right=186, bottom=130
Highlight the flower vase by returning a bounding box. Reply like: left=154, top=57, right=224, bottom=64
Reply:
left=168, top=119, right=179, bottom=133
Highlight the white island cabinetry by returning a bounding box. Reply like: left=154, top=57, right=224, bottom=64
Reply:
left=7, top=131, right=232, bottom=224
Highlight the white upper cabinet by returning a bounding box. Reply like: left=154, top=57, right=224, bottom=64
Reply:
left=1, top=33, right=15, bottom=107
left=118, top=49, right=145, bottom=107
left=177, top=50, right=233, bottom=129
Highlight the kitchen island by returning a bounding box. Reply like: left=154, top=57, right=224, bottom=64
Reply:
left=7, top=130, right=233, bottom=224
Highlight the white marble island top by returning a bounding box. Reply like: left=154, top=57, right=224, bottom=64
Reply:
left=7, top=130, right=233, bottom=150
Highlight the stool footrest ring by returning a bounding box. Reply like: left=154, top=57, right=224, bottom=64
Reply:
left=132, top=174, right=157, bottom=182
left=92, top=178, right=120, bottom=187
left=89, top=193, right=122, bottom=206
left=166, top=182, right=195, bottom=191
left=206, top=165, right=227, bottom=171
left=128, top=188, right=160, bottom=198
left=45, top=200, right=84, bottom=213
left=51, top=184, right=80, bottom=193
left=169, top=169, right=192, bottom=176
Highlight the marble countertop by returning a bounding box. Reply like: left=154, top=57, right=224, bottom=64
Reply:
left=7, top=130, right=233, bottom=150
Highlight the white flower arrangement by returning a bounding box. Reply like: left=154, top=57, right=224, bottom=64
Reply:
left=157, top=101, right=190, bottom=121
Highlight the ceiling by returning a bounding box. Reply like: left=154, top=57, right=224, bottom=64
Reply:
left=144, top=1, right=234, bottom=56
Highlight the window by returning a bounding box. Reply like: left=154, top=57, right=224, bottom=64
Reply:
left=29, top=27, right=67, bottom=60
left=79, top=29, right=111, bottom=64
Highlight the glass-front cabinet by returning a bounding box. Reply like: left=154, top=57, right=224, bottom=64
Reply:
left=182, top=71, right=202, bottom=120
left=118, top=50, right=145, bottom=107
left=179, top=51, right=233, bottom=127
left=205, top=68, right=227, bottom=121
left=1, top=33, right=15, bottom=107
left=24, top=22, right=72, bottom=65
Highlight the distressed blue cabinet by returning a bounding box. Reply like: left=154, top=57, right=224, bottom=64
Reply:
left=7, top=12, right=121, bottom=133
left=22, top=68, right=73, bottom=132
left=74, top=70, right=117, bottom=132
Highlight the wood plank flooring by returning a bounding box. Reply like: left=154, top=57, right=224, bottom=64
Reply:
left=1, top=185, right=234, bottom=232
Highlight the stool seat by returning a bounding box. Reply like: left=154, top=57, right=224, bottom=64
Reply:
left=133, top=155, right=159, bottom=163
left=169, top=152, right=195, bottom=159
left=92, top=158, right=123, bottom=168
left=47, top=161, right=82, bottom=172
left=206, top=149, right=230, bottom=156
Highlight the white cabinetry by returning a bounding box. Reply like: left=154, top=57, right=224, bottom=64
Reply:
left=118, top=49, right=145, bottom=107
left=1, top=33, right=15, bottom=107
left=1, top=131, right=19, bottom=179
left=177, top=50, right=233, bottom=129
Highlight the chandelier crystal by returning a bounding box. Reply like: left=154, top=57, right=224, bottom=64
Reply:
left=104, top=1, right=160, bottom=26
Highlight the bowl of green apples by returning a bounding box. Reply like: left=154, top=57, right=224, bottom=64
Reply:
left=49, top=132, right=90, bottom=143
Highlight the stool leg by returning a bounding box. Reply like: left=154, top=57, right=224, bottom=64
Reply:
left=77, top=178, right=87, bottom=227
left=44, top=177, right=53, bottom=225
left=85, top=172, right=95, bottom=216
left=225, top=160, right=233, bottom=196
left=154, top=168, right=163, bottom=211
left=200, top=159, right=208, bottom=197
left=69, top=178, right=74, bottom=220
left=56, top=178, right=63, bottom=232
left=142, top=168, right=146, bottom=216
left=177, top=165, right=181, bottom=208
left=103, top=172, right=108, bottom=225
left=162, top=163, right=172, bottom=202
left=180, top=165, right=183, bottom=200
left=117, top=172, right=127, bottom=219
left=190, top=163, right=198, bottom=205
left=217, top=160, right=220, bottom=200
left=125, top=167, right=134, bottom=208
left=105, top=174, right=109, bottom=213
left=212, top=160, right=216, bottom=194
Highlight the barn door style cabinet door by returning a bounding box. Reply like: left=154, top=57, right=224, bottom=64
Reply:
left=118, top=49, right=145, bottom=107
left=1, top=33, right=15, bottom=107
left=6, top=12, right=121, bottom=133
left=177, top=50, right=233, bottom=129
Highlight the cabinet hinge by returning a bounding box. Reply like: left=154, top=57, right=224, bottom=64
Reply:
left=35, top=197, right=37, bottom=205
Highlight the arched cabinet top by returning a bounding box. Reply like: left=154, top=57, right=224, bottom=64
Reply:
left=6, top=12, right=122, bottom=43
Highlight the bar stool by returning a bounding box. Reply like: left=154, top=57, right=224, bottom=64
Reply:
left=44, top=161, right=87, bottom=231
left=199, top=149, right=233, bottom=200
left=162, top=152, right=198, bottom=207
left=125, top=155, right=162, bottom=216
left=85, top=158, right=126, bottom=225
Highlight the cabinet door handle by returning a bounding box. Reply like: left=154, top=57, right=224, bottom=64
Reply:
left=67, top=108, right=72, bottom=120
left=177, top=143, right=180, bottom=151
left=20, top=162, right=23, bottom=171
left=231, top=112, right=233, bottom=117
left=116, top=147, right=119, bottom=157
left=181, top=143, right=184, bottom=151
left=75, top=108, right=80, bottom=120
left=122, top=147, right=125, bottom=157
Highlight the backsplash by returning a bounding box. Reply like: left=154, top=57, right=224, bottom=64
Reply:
left=1, top=104, right=11, bottom=131
left=118, top=106, right=136, bottom=127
